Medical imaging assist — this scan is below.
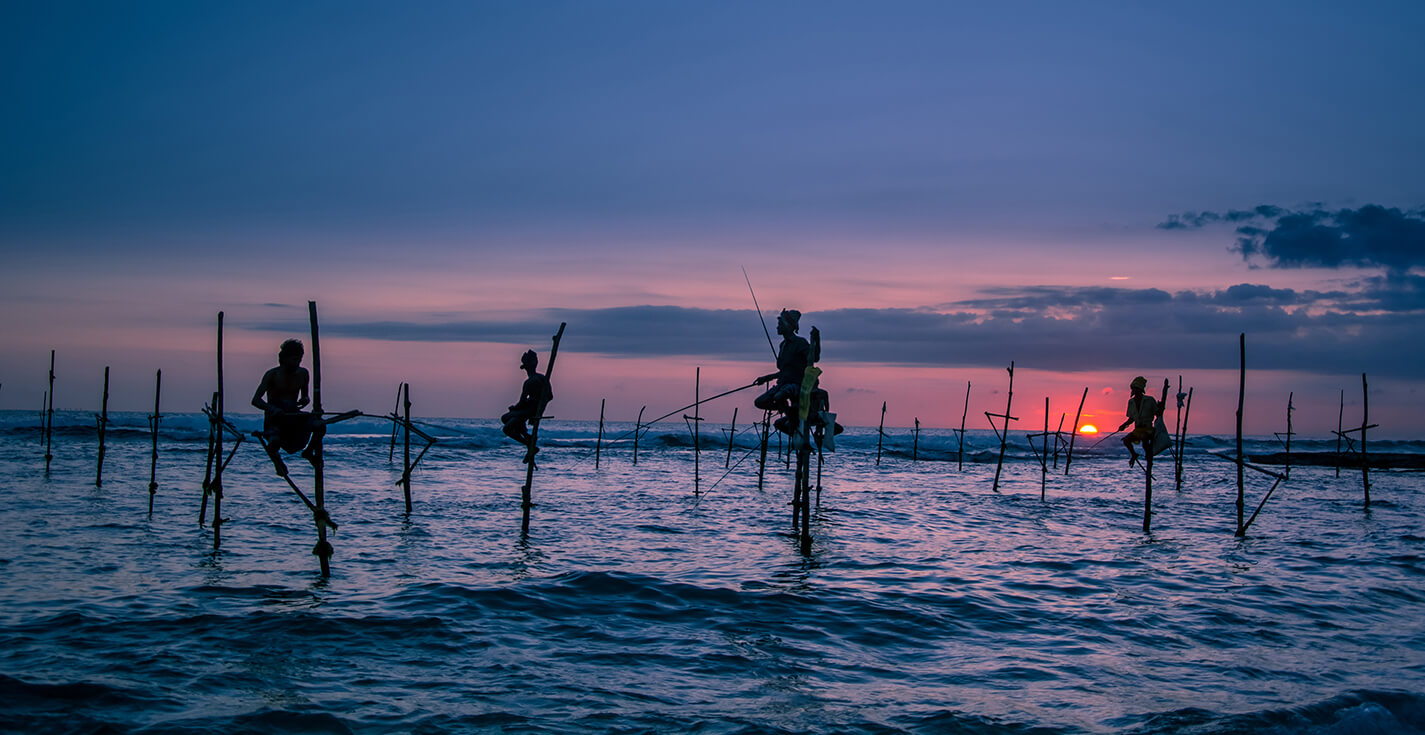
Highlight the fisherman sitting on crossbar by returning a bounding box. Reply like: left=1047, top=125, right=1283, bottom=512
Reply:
left=251, top=338, right=324, bottom=476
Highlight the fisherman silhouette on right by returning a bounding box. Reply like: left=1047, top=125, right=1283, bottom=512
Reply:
left=502, top=349, right=552, bottom=464
left=754, top=309, right=842, bottom=441
left=252, top=339, right=323, bottom=476
left=1118, top=376, right=1163, bottom=467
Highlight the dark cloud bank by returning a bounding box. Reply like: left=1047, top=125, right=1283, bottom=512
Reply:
left=1160, top=204, right=1425, bottom=272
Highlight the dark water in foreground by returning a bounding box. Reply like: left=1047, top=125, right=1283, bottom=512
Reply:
left=2, top=411, right=1423, bottom=734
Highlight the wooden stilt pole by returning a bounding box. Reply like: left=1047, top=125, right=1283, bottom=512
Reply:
left=1173, top=376, right=1184, bottom=488
left=796, top=446, right=812, bottom=554
left=1361, top=373, right=1371, bottom=508
left=912, top=418, right=919, bottom=462
left=389, top=385, right=401, bottom=462
left=595, top=398, right=605, bottom=470
left=213, top=313, right=225, bottom=550
left=148, top=369, right=161, bottom=513
left=1335, top=389, right=1344, bottom=478
left=633, top=405, right=645, bottom=466
left=875, top=401, right=886, bottom=466
left=1065, top=387, right=1086, bottom=476
left=726, top=408, right=740, bottom=467
left=402, top=382, right=412, bottom=514
left=1052, top=413, right=1065, bottom=469
left=1144, top=379, right=1167, bottom=533
left=1177, top=387, right=1193, bottom=491
left=757, top=410, right=770, bottom=492
left=957, top=381, right=970, bottom=471
left=1235, top=333, right=1246, bottom=536
left=95, top=366, right=110, bottom=487
left=694, top=368, right=701, bottom=495
left=199, top=390, right=217, bottom=527
left=44, top=350, right=54, bottom=472
left=1284, top=392, right=1294, bottom=480
left=308, top=301, right=332, bottom=575
left=990, top=362, right=1016, bottom=493
left=1041, top=397, right=1048, bottom=500
left=521, top=322, right=566, bottom=535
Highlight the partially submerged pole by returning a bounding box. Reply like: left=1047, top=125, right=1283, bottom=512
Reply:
left=725, top=407, right=738, bottom=468
left=44, top=350, right=54, bottom=472
left=148, top=369, right=161, bottom=513
left=95, top=366, right=110, bottom=487
left=1361, top=373, right=1371, bottom=508
left=388, top=385, right=401, bottom=462
left=757, top=410, right=770, bottom=492
left=213, top=313, right=226, bottom=549
left=989, top=362, right=1016, bottom=493
left=199, top=391, right=217, bottom=527
left=694, top=368, right=701, bottom=495
left=633, top=405, right=645, bottom=466
left=1173, top=376, right=1184, bottom=487
left=1143, top=379, right=1168, bottom=533
left=1335, top=389, right=1344, bottom=478
left=402, top=382, right=413, bottom=514
left=595, top=398, right=605, bottom=470
left=1284, top=392, right=1294, bottom=480
left=1235, top=333, right=1245, bottom=536
left=912, top=418, right=920, bottom=462
left=875, top=401, right=886, bottom=466
left=957, top=381, right=970, bottom=471
left=521, top=322, right=567, bottom=535
left=1176, top=387, right=1193, bottom=491
left=309, top=301, right=333, bottom=575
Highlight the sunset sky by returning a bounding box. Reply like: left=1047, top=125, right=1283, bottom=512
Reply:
left=3, top=1, right=1423, bottom=436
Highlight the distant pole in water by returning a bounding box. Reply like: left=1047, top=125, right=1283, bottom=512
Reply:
left=989, top=362, right=1017, bottom=493
left=1041, top=398, right=1049, bottom=499
left=148, top=369, right=161, bottom=513
left=957, top=381, right=970, bottom=471
left=1173, top=376, right=1185, bottom=487
left=876, top=401, right=886, bottom=466
left=1361, top=373, right=1371, bottom=508
left=309, top=301, right=333, bottom=576
left=402, top=382, right=412, bottom=514
left=757, top=410, right=770, bottom=492
left=725, top=407, right=738, bottom=468
left=912, top=418, right=919, bottom=462
left=692, top=368, right=702, bottom=496
left=1176, top=387, right=1193, bottom=491
left=1052, top=413, right=1065, bottom=469
left=633, top=405, right=645, bottom=466
left=1335, top=389, right=1344, bottom=478
left=521, top=322, right=566, bottom=535
left=213, top=312, right=226, bottom=550
left=1235, top=333, right=1246, bottom=536
left=389, top=385, right=401, bottom=462
left=1144, top=379, right=1168, bottom=533
left=595, top=398, right=605, bottom=470
left=95, top=366, right=110, bottom=488
left=44, top=350, right=55, bottom=472
left=1284, top=392, right=1294, bottom=480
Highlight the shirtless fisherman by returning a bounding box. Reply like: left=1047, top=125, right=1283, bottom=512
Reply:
left=251, top=339, right=322, bottom=476
left=502, top=349, right=553, bottom=463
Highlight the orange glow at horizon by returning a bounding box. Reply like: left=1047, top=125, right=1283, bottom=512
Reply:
left=1079, top=424, right=1098, bottom=434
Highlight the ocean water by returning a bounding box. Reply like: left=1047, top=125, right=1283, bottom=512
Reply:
left=1, top=409, right=1422, bottom=734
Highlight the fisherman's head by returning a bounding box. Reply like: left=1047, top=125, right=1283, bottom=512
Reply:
left=520, top=350, right=539, bottom=371
left=1130, top=376, right=1147, bottom=395
left=278, top=339, right=304, bottom=369
left=777, top=309, right=801, bottom=336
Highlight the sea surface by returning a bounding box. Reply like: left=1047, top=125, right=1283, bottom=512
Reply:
left=1, top=409, right=1422, bottom=734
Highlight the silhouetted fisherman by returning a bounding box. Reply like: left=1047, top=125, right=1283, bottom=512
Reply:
left=1118, top=375, right=1163, bottom=466
left=502, top=349, right=552, bottom=463
left=754, top=309, right=841, bottom=440
left=252, top=339, right=323, bottom=476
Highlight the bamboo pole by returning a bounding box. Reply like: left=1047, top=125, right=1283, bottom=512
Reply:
left=757, top=410, right=770, bottom=491
left=1235, top=333, right=1245, bottom=536
left=595, top=398, right=605, bottom=470
left=1284, top=392, right=1294, bottom=480
left=957, top=381, right=970, bottom=471
left=521, top=322, right=566, bottom=534
left=199, top=390, right=217, bottom=527
left=912, top=418, right=919, bottom=462
left=633, top=406, right=645, bottom=466
left=694, top=368, right=701, bottom=495
left=875, top=401, right=886, bottom=466
left=1144, top=379, right=1167, bottom=533
left=213, top=314, right=225, bottom=549
left=1173, top=376, right=1184, bottom=487
left=95, top=366, right=110, bottom=487
left=799, top=445, right=812, bottom=554
left=402, top=382, right=412, bottom=514
left=44, top=350, right=54, bottom=472
left=1335, top=389, right=1344, bottom=478
left=308, top=301, right=332, bottom=575
left=1052, top=413, right=1065, bottom=469
left=389, top=385, right=401, bottom=462
left=990, top=362, right=1015, bottom=493
left=1361, top=373, right=1371, bottom=508
left=148, top=369, right=161, bottom=513
left=1176, top=387, right=1193, bottom=491
left=725, top=407, right=738, bottom=468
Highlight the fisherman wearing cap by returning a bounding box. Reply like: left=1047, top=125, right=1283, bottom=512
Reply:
left=502, top=349, right=553, bottom=462
left=1117, top=376, right=1162, bottom=466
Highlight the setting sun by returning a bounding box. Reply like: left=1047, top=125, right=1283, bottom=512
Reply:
left=1079, top=424, right=1098, bottom=434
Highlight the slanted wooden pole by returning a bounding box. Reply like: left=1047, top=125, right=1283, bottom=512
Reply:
left=957, top=381, right=970, bottom=471
left=1235, top=333, right=1245, bottom=536
left=1335, top=389, right=1344, bottom=478
left=725, top=407, right=738, bottom=468
left=148, top=369, right=161, bottom=513
left=595, top=398, right=605, bottom=470
left=402, top=382, right=412, bottom=514
left=1052, top=413, right=1065, bottom=468
left=990, top=362, right=1016, bottom=493
left=633, top=405, right=645, bottom=466
left=199, top=390, right=217, bottom=526
left=308, top=301, right=332, bottom=575
left=1176, top=387, right=1193, bottom=491
left=95, top=366, right=110, bottom=487
left=213, top=314, right=225, bottom=549
left=912, top=418, right=920, bottom=462
left=388, top=385, right=401, bottom=462
left=521, top=322, right=566, bottom=534
left=1361, top=373, right=1371, bottom=508
left=757, top=410, right=770, bottom=491
left=1144, top=379, right=1168, bottom=533
left=875, top=401, right=886, bottom=466
left=44, top=350, right=55, bottom=472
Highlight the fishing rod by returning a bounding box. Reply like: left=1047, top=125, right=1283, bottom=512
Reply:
left=1088, top=427, right=1125, bottom=449
left=567, top=381, right=763, bottom=467
left=743, top=266, right=778, bottom=360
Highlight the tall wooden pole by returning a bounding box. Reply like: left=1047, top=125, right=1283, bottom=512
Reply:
left=1041, top=397, right=1049, bottom=499
left=757, top=410, right=770, bottom=491
left=1144, top=379, right=1167, bottom=533
left=1235, top=333, right=1245, bottom=536
left=991, top=362, right=1015, bottom=493
left=1335, top=389, right=1345, bottom=478
left=148, top=369, right=161, bottom=513
left=402, top=382, right=413, bottom=514
left=912, top=418, right=920, bottom=462
left=595, top=398, right=605, bottom=470
left=875, top=401, right=886, bottom=466
left=213, top=313, right=225, bottom=549
left=44, top=350, right=54, bottom=472
left=1176, top=387, right=1193, bottom=491
left=1361, top=373, right=1371, bottom=508
left=388, top=385, right=401, bottom=462
left=521, top=322, right=566, bottom=535
left=725, top=407, right=738, bottom=468
left=200, top=391, right=217, bottom=527
left=309, top=301, right=332, bottom=575
left=633, top=405, right=645, bottom=466
left=1052, top=413, right=1064, bottom=468
left=1284, top=392, right=1294, bottom=480
left=958, top=381, right=970, bottom=471
left=693, top=368, right=701, bottom=496
left=1173, top=376, right=1184, bottom=488
left=95, top=366, right=110, bottom=487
